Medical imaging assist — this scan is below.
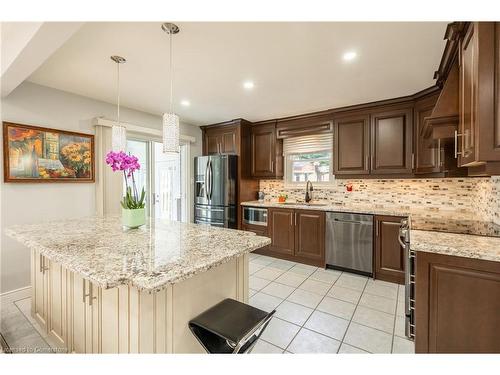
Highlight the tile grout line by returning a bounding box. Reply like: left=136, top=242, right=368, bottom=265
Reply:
left=335, top=276, right=369, bottom=353
left=281, top=267, right=341, bottom=353
left=250, top=256, right=405, bottom=354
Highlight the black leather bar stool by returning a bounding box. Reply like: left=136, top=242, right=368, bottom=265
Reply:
left=189, top=298, right=275, bottom=354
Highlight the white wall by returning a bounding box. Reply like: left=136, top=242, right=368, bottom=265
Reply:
left=0, top=81, right=202, bottom=293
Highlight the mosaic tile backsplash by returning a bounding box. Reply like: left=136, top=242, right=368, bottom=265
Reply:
left=259, top=177, right=500, bottom=224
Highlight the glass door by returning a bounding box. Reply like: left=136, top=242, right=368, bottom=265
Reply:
left=152, top=141, right=188, bottom=222
left=126, top=139, right=188, bottom=222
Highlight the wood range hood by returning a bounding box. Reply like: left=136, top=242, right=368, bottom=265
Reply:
left=420, top=22, right=468, bottom=142
left=421, top=60, right=459, bottom=141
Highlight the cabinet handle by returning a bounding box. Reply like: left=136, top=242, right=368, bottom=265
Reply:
left=454, top=130, right=464, bottom=158
left=271, top=160, right=274, bottom=172
left=376, top=221, right=380, bottom=237
left=82, top=280, right=87, bottom=303
left=295, top=212, right=297, bottom=226
left=411, top=153, right=415, bottom=169
left=89, top=283, right=93, bottom=306
left=39, top=254, right=43, bottom=273
left=365, top=155, right=369, bottom=169
left=290, top=213, right=292, bottom=226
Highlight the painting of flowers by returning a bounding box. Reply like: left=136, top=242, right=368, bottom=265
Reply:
left=3, top=122, right=94, bottom=182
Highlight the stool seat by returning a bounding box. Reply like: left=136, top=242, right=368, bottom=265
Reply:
left=189, top=298, right=275, bottom=354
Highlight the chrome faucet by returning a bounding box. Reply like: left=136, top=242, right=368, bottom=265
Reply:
left=305, top=180, right=314, bottom=203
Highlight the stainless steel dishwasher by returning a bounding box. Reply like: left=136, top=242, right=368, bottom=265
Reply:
left=325, top=212, right=373, bottom=276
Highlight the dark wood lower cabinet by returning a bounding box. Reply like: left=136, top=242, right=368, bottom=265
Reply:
left=374, top=215, right=405, bottom=284
left=294, top=210, right=325, bottom=265
left=246, top=207, right=325, bottom=267
left=268, top=208, right=295, bottom=256
left=416, top=251, right=500, bottom=353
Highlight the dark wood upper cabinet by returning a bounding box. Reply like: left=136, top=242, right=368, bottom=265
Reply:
left=202, top=124, right=239, bottom=155
left=414, top=93, right=442, bottom=174
left=294, top=210, right=325, bottom=265
left=250, top=121, right=283, bottom=178
left=333, top=114, right=370, bottom=175
left=458, top=22, right=477, bottom=166
left=268, top=208, right=295, bottom=256
left=370, top=107, right=413, bottom=174
left=457, top=22, right=500, bottom=168
left=374, top=215, right=405, bottom=284
left=416, top=251, right=500, bottom=353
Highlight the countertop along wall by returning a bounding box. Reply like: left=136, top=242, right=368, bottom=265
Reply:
left=0, top=82, right=202, bottom=293
left=259, top=177, right=500, bottom=224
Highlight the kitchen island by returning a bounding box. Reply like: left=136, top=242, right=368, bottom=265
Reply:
left=6, top=216, right=270, bottom=353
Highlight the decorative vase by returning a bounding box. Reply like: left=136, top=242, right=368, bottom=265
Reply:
left=122, top=207, right=146, bottom=228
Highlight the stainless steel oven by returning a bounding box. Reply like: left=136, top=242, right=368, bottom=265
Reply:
left=242, top=207, right=268, bottom=226
left=399, top=218, right=415, bottom=340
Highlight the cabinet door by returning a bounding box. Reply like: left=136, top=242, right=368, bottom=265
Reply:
left=414, top=95, right=441, bottom=174
left=32, top=251, right=48, bottom=332
left=268, top=208, right=295, bottom=256
left=69, top=275, right=99, bottom=353
left=416, top=252, right=500, bottom=353
left=220, top=128, right=238, bottom=154
left=204, top=132, right=220, bottom=155
left=333, top=115, right=370, bottom=175
left=458, top=23, right=477, bottom=166
left=251, top=123, right=276, bottom=177
left=374, top=216, right=405, bottom=284
left=295, top=210, right=325, bottom=265
left=203, top=126, right=239, bottom=155
left=47, top=262, right=69, bottom=350
left=370, top=108, right=413, bottom=174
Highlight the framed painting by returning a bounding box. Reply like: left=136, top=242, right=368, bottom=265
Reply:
left=3, top=122, right=95, bottom=183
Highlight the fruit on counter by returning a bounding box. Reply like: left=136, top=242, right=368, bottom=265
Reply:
left=278, top=193, right=288, bottom=203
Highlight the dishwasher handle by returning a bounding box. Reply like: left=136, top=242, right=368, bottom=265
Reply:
left=333, top=218, right=371, bottom=225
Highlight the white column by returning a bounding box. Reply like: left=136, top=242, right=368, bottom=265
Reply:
left=95, top=125, right=123, bottom=215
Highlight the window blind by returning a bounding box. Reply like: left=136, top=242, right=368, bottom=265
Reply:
left=283, top=133, right=333, bottom=154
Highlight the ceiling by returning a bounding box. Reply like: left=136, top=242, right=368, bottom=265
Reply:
left=28, top=22, right=448, bottom=126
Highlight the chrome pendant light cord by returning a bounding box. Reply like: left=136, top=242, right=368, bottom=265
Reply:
left=169, top=30, right=173, bottom=114
left=117, top=61, right=120, bottom=125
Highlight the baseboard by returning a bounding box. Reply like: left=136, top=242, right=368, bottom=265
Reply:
left=0, top=285, right=31, bottom=304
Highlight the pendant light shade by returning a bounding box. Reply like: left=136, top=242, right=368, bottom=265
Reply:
left=162, top=113, right=180, bottom=153
left=162, top=23, right=180, bottom=154
left=110, top=55, right=127, bottom=152
left=111, top=124, right=127, bottom=152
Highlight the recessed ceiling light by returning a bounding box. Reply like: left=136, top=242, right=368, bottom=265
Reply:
left=243, top=81, right=255, bottom=90
left=343, top=51, right=357, bottom=62
left=180, top=100, right=190, bottom=107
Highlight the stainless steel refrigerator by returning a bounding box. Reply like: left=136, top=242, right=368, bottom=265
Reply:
left=194, top=155, right=237, bottom=228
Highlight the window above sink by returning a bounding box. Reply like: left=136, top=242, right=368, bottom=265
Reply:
left=283, top=133, right=334, bottom=187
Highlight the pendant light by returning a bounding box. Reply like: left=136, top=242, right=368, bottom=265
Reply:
left=110, top=55, right=127, bottom=152
left=161, top=22, right=180, bottom=154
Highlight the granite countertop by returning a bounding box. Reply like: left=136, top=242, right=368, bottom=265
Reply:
left=410, top=230, right=500, bottom=262
left=241, top=200, right=414, bottom=217
left=6, top=216, right=271, bottom=292
left=241, top=200, right=500, bottom=263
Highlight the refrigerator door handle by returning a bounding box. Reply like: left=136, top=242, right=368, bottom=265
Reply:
left=204, top=159, right=210, bottom=200
left=208, top=160, right=213, bottom=200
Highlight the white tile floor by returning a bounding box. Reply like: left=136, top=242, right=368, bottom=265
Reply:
left=0, top=253, right=414, bottom=354
left=248, top=253, right=414, bottom=354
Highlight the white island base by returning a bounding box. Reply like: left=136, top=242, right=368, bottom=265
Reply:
left=32, top=250, right=249, bottom=354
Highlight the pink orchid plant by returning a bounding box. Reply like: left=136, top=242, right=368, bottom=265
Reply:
left=105, top=151, right=145, bottom=209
